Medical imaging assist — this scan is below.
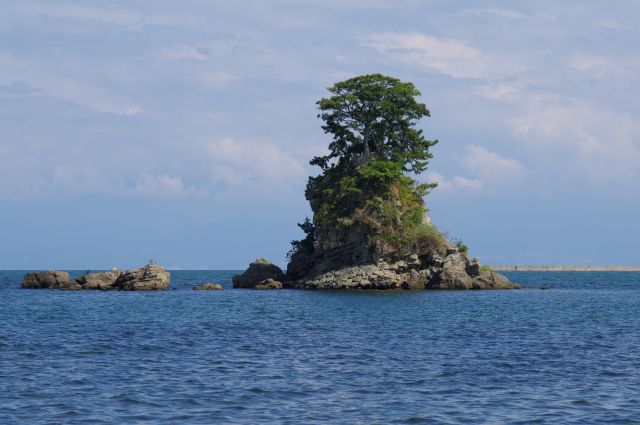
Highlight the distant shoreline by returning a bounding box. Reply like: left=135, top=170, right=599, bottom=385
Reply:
left=491, top=265, right=640, bottom=272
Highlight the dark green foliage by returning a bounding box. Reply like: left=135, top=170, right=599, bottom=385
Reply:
left=289, top=74, right=448, bottom=260
left=311, top=74, right=438, bottom=173
left=287, top=218, right=315, bottom=260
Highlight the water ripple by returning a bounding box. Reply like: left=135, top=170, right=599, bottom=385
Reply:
left=0, top=271, right=639, bottom=423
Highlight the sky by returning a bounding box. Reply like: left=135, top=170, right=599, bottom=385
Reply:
left=1, top=0, right=639, bottom=269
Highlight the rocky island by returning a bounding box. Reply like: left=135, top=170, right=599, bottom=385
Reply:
left=22, top=263, right=170, bottom=291
left=235, top=74, right=518, bottom=290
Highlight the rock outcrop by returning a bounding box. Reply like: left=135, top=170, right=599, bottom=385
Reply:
left=75, top=271, right=121, bottom=290
left=253, top=278, right=283, bottom=290
left=287, top=264, right=403, bottom=290
left=232, top=258, right=286, bottom=288
left=22, top=271, right=80, bottom=290
left=22, top=265, right=170, bottom=291
left=193, top=283, right=224, bottom=290
left=284, top=248, right=518, bottom=291
left=471, top=271, right=518, bottom=290
left=113, top=264, right=170, bottom=291
left=427, top=251, right=475, bottom=290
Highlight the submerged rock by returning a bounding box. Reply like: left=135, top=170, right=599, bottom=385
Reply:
left=76, top=271, right=122, bottom=290
left=193, top=283, right=224, bottom=290
left=472, top=271, right=519, bottom=289
left=22, top=271, right=80, bottom=290
left=253, top=278, right=283, bottom=290
left=113, top=264, right=170, bottom=291
left=232, top=258, right=286, bottom=289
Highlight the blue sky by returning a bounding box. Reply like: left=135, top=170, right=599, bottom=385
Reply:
left=1, top=0, right=639, bottom=269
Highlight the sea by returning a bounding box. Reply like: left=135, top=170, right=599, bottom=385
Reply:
left=1, top=270, right=639, bottom=424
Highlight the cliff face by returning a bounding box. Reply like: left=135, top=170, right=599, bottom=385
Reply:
left=287, top=249, right=517, bottom=290
left=286, top=186, right=373, bottom=280
left=283, top=164, right=517, bottom=290
left=286, top=176, right=434, bottom=281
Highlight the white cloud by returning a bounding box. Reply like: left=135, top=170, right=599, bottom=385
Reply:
left=459, top=7, right=557, bottom=21
left=567, top=53, right=640, bottom=80
left=459, top=8, right=530, bottom=20
left=206, top=137, right=306, bottom=188
left=593, top=19, right=626, bottom=30
left=364, top=32, right=487, bottom=79
left=198, top=71, right=236, bottom=88
left=510, top=99, right=640, bottom=186
left=9, top=2, right=170, bottom=31
left=0, top=51, right=143, bottom=115
left=475, top=82, right=520, bottom=99
left=0, top=161, right=109, bottom=200
left=159, top=46, right=209, bottom=61
left=363, top=32, right=529, bottom=80
left=568, top=54, right=612, bottom=70
left=0, top=155, right=207, bottom=200
left=428, top=145, right=525, bottom=195
left=128, top=175, right=207, bottom=198
left=428, top=171, right=483, bottom=192
left=0, top=135, right=308, bottom=200
left=461, top=145, right=526, bottom=182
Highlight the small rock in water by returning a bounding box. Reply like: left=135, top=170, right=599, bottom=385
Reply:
left=193, top=283, right=224, bottom=290
left=113, top=263, right=170, bottom=291
left=253, top=278, right=283, bottom=290
left=232, top=258, right=286, bottom=288
left=540, top=283, right=550, bottom=290
left=22, top=271, right=80, bottom=290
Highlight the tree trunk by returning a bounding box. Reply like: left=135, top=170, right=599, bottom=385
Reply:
left=363, top=126, right=371, bottom=158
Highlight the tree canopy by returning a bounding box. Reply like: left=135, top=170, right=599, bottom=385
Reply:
left=311, top=74, right=437, bottom=174
left=288, top=74, right=446, bottom=263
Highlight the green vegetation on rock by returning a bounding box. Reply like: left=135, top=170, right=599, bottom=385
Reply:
left=289, top=74, right=447, bottom=263
left=479, top=265, right=493, bottom=274
left=450, top=238, right=469, bottom=254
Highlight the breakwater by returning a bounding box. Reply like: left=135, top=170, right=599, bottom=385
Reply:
left=491, top=265, right=640, bottom=272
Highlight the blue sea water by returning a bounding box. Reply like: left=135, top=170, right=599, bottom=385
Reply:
left=1, top=271, right=639, bottom=424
